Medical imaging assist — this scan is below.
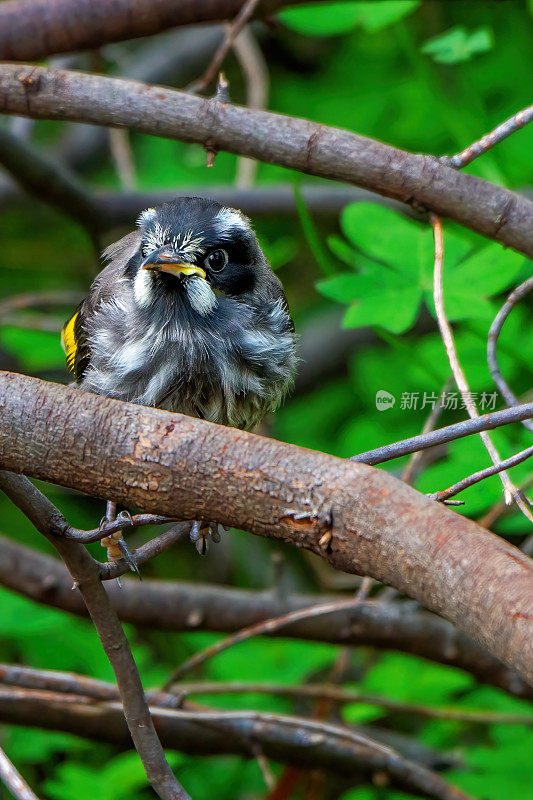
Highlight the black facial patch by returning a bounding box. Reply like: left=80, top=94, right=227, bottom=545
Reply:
left=139, top=197, right=261, bottom=298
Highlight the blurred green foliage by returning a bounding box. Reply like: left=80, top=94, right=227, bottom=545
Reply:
left=0, top=1, right=532, bottom=798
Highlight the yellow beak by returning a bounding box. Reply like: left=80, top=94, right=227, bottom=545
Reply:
left=143, top=261, right=206, bottom=280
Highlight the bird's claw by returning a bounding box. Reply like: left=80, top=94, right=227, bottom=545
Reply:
left=189, top=521, right=226, bottom=555
left=117, top=509, right=133, bottom=526
left=117, top=537, right=141, bottom=578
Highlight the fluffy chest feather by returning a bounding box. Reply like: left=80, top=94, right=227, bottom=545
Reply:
left=81, top=292, right=296, bottom=430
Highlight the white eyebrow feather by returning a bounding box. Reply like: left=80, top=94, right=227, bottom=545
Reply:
left=215, top=207, right=250, bottom=236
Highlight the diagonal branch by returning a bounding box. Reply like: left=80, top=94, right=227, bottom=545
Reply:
left=351, top=400, right=533, bottom=465
left=428, top=446, right=533, bottom=504
left=0, top=470, right=190, bottom=800
left=488, top=276, right=533, bottom=434
left=448, top=104, right=533, bottom=169
left=0, top=534, right=529, bottom=700
left=0, top=745, right=40, bottom=800
left=0, top=126, right=103, bottom=243
left=188, top=0, right=261, bottom=94
left=0, top=371, right=531, bottom=684
left=164, top=596, right=369, bottom=688
left=431, top=214, right=532, bottom=522
left=0, top=65, right=532, bottom=257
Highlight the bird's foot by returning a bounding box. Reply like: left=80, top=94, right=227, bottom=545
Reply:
left=189, top=521, right=228, bottom=555
left=100, top=503, right=139, bottom=577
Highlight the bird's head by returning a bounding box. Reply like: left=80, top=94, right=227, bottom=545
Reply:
left=132, top=197, right=267, bottom=315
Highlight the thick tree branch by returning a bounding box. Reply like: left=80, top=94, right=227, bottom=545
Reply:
left=0, top=0, right=325, bottom=62
left=0, top=66, right=532, bottom=257
left=1, top=534, right=528, bottom=700
left=0, top=471, right=189, bottom=800
left=0, top=372, right=532, bottom=685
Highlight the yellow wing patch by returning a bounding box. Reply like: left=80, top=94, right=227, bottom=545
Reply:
left=61, top=311, right=78, bottom=374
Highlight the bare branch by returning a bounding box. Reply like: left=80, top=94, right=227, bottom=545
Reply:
left=401, top=378, right=453, bottom=485
left=488, top=276, right=533, bottom=433
left=428, top=446, right=533, bottom=504
left=188, top=0, right=261, bottom=94
left=99, top=522, right=192, bottom=580
left=0, top=66, right=532, bottom=257
left=0, top=680, right=474, bottom=800
left=170, top=681, right=533, bottom=726
left=164, top=596, right=369, bottom=689
left=449, top=104, right=533, bottom=169
left=431, top=214, right=532, bottom=520
left=0, top=126, right=102, bottom=240
left=0, top=0, right=323, bottom=62
left=0, top=745, right=41, bottom=800
left=108, top=128, right=137, bottom=191
left=0, top=372, right=532, bottom=684
left=351, top=401, right=533, bottom=465
left=233, top=25, right=270, bottom=188
left=0, top=533, right=530, bottom=700
left=0, top=471, right=190, bottom=800
left=0, top=290, right=83, bottom=316
left=65, top=513, right=178, bottom=544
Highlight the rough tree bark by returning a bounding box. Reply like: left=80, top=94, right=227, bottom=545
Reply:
left=0, top=65, right=532, bottom=258
left=0, top=371, right=531, bottom=685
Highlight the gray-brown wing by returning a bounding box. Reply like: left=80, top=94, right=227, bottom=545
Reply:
left=61, top=231, right=141, bottom=382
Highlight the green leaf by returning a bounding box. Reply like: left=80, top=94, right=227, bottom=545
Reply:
left=316, top=273, right=364, bottom=302
left=341, top=203, right=433, bottom=275
left=422, top=26, right=494, bottom=64
left=343, top=286, right=421, bottom=333
left=448, top=245, right=526, bottom=297
left=279, top=1, right=419, bottom=37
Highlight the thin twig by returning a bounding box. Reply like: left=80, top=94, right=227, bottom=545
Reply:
left=0, top=290, right=83, bottom=316
left=171, top=681, right=533, bottom=726
left=109, top=127, right=137, bottom=191
left=477, top=475, right=533, bottom=529
left=233, top=25, right=269, bottom=188
left=431, top=214, right=533, bottom=522
left=428, top=445, right=533, bottom=503
left=0, top=471, right=190, bottom=800
left=66, top=513, right=178, bottom=544
left=488, top=276, right=533, bottom=433
left=99, top=522, right=192, bottom=580
left=0, top=745, right=41, bottom=800
left=0, top=126, right=102, bottom=247
left=163, top=596, right=370, bottom=690
left=351, top=400, right=533, bottom=465
left=187, top=0, right=261, bottom=94
left=449, top=104, right=533, bottom=169
left=401, top=377, right=453, bottom=485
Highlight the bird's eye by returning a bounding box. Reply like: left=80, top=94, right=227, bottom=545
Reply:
left=205, top=249, right=228, bottom=273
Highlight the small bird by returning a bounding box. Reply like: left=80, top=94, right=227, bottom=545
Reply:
left=62, top=197, right=297, bottom=556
